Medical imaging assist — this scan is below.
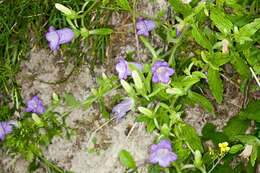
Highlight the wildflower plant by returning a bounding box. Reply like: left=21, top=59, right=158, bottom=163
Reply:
left=82, top=0, right=260, bottom=172
left=1, top=0, right=260, bottom=173
left=1, top=94, right=72, bottom=173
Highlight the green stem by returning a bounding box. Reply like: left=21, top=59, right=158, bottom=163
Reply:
left=37, top=155, right=64, bottom=173
left=208, top=156, right=224, bottom=173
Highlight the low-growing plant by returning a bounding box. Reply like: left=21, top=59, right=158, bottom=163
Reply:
left=1, top=0, right=260, bottom=173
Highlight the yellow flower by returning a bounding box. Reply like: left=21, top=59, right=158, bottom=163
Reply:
left=218, top=142, right=230, bottom=154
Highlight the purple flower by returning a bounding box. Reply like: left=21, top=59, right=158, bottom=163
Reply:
left=25, top=96, right=45, bottom=114
left=0, top=121, right=17, bottom=141
left=152, top=60, right=175, bottom=84
left=149, top=139, right=177, bottom=167
left=116, top=58, right=143, bottom=79
left=136, top=19, right=156, bottom=36
left=45, top=26, right=74, bottom=51
left=112, top=98, right=134, bottom=120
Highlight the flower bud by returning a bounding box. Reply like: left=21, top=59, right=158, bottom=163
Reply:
left=55, top=3, right=77, bottom=19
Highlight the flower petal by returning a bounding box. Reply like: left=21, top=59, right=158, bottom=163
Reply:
left=116, top=59, right=128, bottom=79
left=149, top=151, right=159, bottom=164
left=144, top=20, right=155, bottom=31
left=45, top=31, right=60, bottom=51
left=152, top=73, right=159, bottom=83
left=56, top=28, right=74, bottom=44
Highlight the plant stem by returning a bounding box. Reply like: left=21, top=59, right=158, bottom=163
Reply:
left=208, top=156, right=224, bottom=173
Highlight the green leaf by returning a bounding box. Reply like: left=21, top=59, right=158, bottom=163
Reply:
left=175, top=123, right=204, bottom=152
left=168, top=0, right=192, bottom=17
left=118, top=150, right=136, bottom=169
left=210, top=7, right=233, bottom=34
left=202, top=123, right=228, bottom=145
left=250, top=145, right=258, bottom=166
left=191, top=24, right=212, bottom=50
left=138, top=107, right=153, bottom=117
left=229, top=144, right=244, bottom=154
left=233, top=135, right=260, bottom=146
left=116, top=0, right=131, bottom=11
left=64, top=93, right=80, bottom=108
left=132, top=70, right=144, bottom=90
left=82, top=95, right=96, bottom=109
left=98, top=99, right=110, bottom=119
left=140, top=36, right=157, bottom=61
left=208, top=67, right=223, bottom=103
left=223, top=116, right=250, bottom=138
left=89, top=28, right=113, bottom=35
left=239, top=100, right=260, bottom=122
left=187, top=91, right=214, bottom=113
left=231, top=53, right=250, bottom=80
left=239, top=18, right=260, bottom=39
left=148, top=165, right=161, bottom=173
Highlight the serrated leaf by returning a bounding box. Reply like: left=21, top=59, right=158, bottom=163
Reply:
left=191, top=24, right=212, bottom=50
left=210, top=7, right=233, bottom=33
left=239, top=18, right=260, bottom=38
left=208, top=67, right=223, bottom=103
left=175, top=123, right=204, bottom=152
left=119, top=150, right=136, bottom=169
left=231, top=53, right=250, bottom=80
left=187, top=91, right=214, bottom=113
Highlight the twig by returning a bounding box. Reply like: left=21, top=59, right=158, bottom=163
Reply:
left=126, top=122, right=137, bottom=140
left=220, top=73, right=240, bottom=89
left=250, top=67, right=260, bottom=87
left=86, top=117, right=115, bottom=148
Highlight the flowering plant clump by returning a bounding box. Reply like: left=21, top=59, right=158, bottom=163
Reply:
left=1, top=0, right=260, bottom=172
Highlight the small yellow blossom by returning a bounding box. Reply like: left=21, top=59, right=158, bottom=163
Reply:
left=218, top=142, right=230, bottom=154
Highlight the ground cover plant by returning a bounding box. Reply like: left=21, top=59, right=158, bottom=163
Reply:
left=0, top=0, right=260, bottom=172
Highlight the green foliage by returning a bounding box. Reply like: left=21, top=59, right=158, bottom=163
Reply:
left=239, top=100, right=260, bottom=122
left=191, top=24, right=212, bottom=50
left=202, top=123, right=228, bottom=145
left=223, top=116, right=250, bottom=139
left=1, top=0, right=260, bottom=173
left=207, top=67, right=223, bottom=103
left=116, top=0, right=131, bottom=11
left=209, top=7, right=233, bottom=34
left=3, top=94, right=71, bottom=172
left=118, top=150, right=136, bottom=169
left=175, top=123, right=204, bottom=153
left=187, top=91, right=214, bottom=113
